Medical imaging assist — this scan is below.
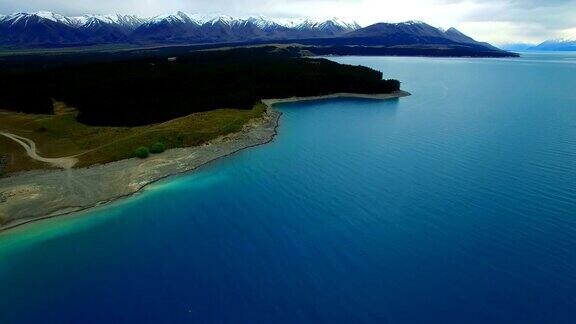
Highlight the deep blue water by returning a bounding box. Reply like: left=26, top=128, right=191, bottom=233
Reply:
left=1, top=53, right=576, bottom=323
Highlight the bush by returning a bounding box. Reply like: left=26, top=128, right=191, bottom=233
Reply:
left=134, top=147, right=150, bottom=159
left=150, top=142, right=166, bottom=154
left=0, top=155, right=6, bottom=177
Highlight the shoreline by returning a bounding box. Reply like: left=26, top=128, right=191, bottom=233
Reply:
left=0, top=91, right=409, bottom=233
left=262, top=90, right=411, bottom=106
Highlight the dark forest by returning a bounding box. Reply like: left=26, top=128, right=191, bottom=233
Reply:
left=0, top=46, right=400, bottom=126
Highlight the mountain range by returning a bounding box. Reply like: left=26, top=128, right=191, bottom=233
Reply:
left=0, top=11, right=514, bottom=57
left=0, top=11, right=360, bottom=45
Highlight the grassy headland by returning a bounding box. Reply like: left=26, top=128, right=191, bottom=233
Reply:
left=0, top=101, right=266, bottom=174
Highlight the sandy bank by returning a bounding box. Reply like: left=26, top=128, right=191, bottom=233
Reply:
left=262, top=90, right=411, bottom=106
left=0, top=91, right=409, bottom=232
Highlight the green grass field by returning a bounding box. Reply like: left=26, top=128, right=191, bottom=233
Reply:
left=0, top=101, right=266, bottom=174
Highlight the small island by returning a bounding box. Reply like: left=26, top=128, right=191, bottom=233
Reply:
left=0, top=46, right=408, bottom=230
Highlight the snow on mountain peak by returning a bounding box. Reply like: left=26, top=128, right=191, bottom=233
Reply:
left=151, top=13, right=185, bottom=24
left=60, top=13, right=146, bottom=29
left=148, top=12, right=234, bottom=26
left=269, top=17, right=359, bottom=31
left=33, top=11, right=66, bottom=22
left=206, top=15, right=238, bottom=26
left=326, top=17, right=360, bottom=29
left=271, top=17, right=305, bottom=28
left=0, top=11, right=80, bottom=26
left=403, top=20, right=427, bottom=25
left=140, top=13, right=359, bottom=31
left=1, top=11, right=361, bottom=32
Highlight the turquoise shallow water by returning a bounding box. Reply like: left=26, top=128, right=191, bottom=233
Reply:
left=1, top=53, right=576, bottom=323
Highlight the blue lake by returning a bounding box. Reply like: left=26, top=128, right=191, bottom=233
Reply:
left=1, top=53, right=575, bottom=323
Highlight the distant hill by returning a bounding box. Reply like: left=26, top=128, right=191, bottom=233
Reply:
left=0, top=11, right=516, bottom=57
left=284, top=21, right=515, bottom=57
left=498, top=43, right=536, bottom=52
left=530, top=37, right=576, bottom=51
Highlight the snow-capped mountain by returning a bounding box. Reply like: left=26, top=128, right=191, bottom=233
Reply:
left=286, top=18, right=360, bottom=37
left=0, top=12, right=86, bottom=45
left=77, top=14, right=147, bottom=31
left=130, top=13, right=378, bottom=48
left=0, top=11, right=152, bottom=44
left=0, top=11, right=142, bottom=29
left=530, top=35, right=576, bottom=51
left=131, top=12, right=360, bottom=42
left=0, top=10, right=507, bottom=56
left=25, top=11, right=78, bottom=25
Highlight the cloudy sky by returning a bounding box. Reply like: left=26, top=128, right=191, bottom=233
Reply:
left=2, top=0, right=575, bottom=44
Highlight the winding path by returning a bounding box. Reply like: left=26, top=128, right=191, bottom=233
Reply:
left=0, top=132, right=77, bottom=169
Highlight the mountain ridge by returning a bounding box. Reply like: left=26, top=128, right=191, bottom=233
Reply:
left=0, top=11, right=515, bottom=57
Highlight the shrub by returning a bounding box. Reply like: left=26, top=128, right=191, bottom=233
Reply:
left=0, top=155, right=6, bottom=177
left=134, top=146, right=150, bottom=159
left=150, top=142, right=166, bottom=154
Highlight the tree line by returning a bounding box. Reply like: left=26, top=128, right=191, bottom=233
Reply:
left=0, top=46, right=400, bottom=126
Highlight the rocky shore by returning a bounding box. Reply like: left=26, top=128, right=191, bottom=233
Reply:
left=0, top=107, right=280, bottom=231
left=0, top=91, right=409, bottom=232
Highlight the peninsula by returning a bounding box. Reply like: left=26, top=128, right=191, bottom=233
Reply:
left=0, top=46, right=409, bottom=230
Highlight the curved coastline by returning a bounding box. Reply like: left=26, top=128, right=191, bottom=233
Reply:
left=0, top=91, right=409, bottom=233
left=262, top=90, right=411, bottom=106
